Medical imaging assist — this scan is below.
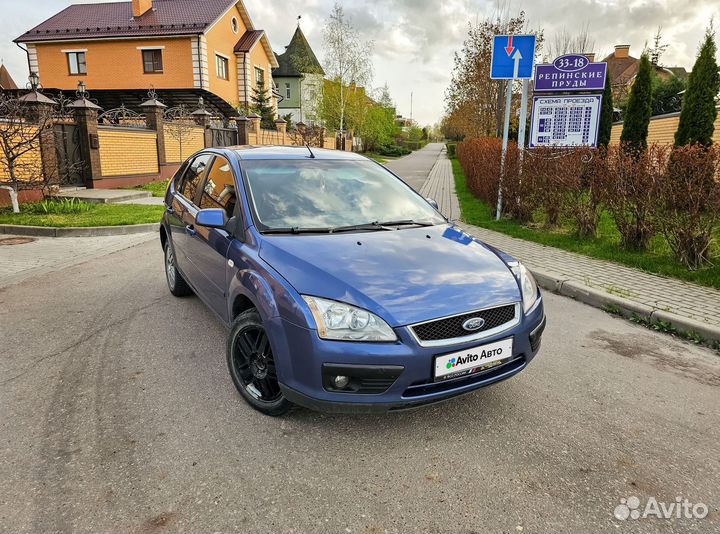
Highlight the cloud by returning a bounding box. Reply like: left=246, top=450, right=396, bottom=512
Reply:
left=1, top=0, right=718, bottom=126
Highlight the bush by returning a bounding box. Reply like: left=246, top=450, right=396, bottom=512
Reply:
left=378, top=144, right=411, bottom=157
left=560, top=148, right=606, bottom=238
left=602, top=144, right=667, bottom=250
left=657, top=145, right=720, bottom=269
left=520, top=147, right=567, bottom=226
left=400, top=140, right=427, bottom=151
left=456, top=137, right=720, bottom=271
left=458, top=137, right=503, bottom=208
left=446, top=143, right=457, bottom=159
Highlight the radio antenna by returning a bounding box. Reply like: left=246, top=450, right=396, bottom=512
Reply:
left=305, top=143, right=316, bottom=159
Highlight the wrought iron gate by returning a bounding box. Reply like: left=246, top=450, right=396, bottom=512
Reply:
left=209, top=126, right=238, bottom=147
left=53, top=123, right=85, bottom=185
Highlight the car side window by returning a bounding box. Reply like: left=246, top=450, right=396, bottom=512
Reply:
left=179, top=154, right=212, bottom=205
left=199, top=156, right=237, bottom=218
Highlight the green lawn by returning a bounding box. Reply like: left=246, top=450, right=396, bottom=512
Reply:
left=0, top=203, right=165, bottom=227
left=135, top=180, right=169, bottom=198
left=451, top=158, right=720, bottom=289
left=362, top=152, right=402, bottom=164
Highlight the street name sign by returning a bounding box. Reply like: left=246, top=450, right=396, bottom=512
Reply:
left=535, top=54, right=607, bottom=92
left=490, top=34, right=537, bottom=79
left=529, top=95, right=603, bottom=148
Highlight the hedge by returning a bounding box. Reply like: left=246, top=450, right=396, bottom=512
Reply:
left=457, top=137, right=720, bottom=270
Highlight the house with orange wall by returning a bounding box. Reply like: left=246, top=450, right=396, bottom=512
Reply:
left=14, top=0, right=279, bottom=117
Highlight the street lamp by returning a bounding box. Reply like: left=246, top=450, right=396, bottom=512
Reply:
left=77, top=80, right=87, bottom=98
left=28, top=72, right=40, bottom=91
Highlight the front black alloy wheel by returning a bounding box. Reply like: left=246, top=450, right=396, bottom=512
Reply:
left=226, top=309, right=293, bottom=416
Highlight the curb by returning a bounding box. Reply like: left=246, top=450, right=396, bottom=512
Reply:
left=531, top=267, right=720, bottom=345
left=0, top=223, right=159, bottom=237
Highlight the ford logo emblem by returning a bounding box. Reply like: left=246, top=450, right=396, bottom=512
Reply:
left=462, top=317, right=486, bottom=332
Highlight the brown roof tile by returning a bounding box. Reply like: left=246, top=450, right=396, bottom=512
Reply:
left=15, top=0, right=236, bottom=43
left=234, top=30, right=264, bottom=53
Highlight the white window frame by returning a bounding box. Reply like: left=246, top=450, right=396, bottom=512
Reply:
left=254, top=66, right=265, bottom=90
left=216, top=53, right=229, bottom=81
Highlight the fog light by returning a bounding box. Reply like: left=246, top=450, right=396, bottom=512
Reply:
left=332, top=375, right=350, bottom=389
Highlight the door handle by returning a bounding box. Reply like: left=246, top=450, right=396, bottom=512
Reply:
left=185, top=224, right=196, bottom=236
left=166, top=206, right=174, bottom=214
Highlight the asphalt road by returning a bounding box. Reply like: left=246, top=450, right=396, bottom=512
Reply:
left=1, top=143, right=719, bottom=532
left=1, top=236, right=719, bottom=533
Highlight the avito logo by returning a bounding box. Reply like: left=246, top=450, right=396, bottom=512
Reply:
left=446, top=347, right=503, bottom=369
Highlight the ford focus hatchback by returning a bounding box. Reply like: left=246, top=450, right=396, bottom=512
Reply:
left=160, top=146, right=545, bottom=415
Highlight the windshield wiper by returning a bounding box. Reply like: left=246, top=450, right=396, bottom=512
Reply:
left=330, top=222, right=394, bottom=233
left=261, top=219, right=436, bottom=235
left=374, top=219, right=436, bottom=227
left=261, top=226, right=333, bottom=234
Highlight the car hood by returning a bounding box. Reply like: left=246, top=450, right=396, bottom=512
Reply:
left=258, top=224, right=521, bottom=326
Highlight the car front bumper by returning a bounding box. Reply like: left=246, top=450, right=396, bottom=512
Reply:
left=267, top=300, right=546, bottom=414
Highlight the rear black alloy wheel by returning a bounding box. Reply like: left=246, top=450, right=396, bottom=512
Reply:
left=226, top=309, right=292, bottom=416
left=164, top=241, right=192, bottom=297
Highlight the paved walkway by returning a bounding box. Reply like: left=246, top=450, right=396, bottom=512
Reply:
left=0, top=232, right=157, bottom=289
left=421, top=151, right=720, bottom=334
left=385, top=142, right=446, bottom=191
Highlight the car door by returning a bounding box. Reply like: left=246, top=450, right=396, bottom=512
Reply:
left=168, top=153, right=212, bottom=288
left=187, top=155, right=238, bottom=322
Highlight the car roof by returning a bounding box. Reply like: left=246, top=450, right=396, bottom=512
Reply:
left=223, top=145, right=368, bottom=161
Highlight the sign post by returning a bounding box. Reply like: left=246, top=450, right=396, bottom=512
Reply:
left=491, top=34, right=536, bottom=220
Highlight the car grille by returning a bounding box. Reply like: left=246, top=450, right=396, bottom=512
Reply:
left=411, top=304, right=517, bottom=342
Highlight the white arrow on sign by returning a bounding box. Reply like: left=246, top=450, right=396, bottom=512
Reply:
left=512, top=49, right=523, bottom=77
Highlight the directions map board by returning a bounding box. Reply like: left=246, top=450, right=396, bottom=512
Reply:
left=529, top=95, right=603, bottom=148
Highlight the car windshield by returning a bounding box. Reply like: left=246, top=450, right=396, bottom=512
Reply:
left=242, top=159, right=445, bottom=231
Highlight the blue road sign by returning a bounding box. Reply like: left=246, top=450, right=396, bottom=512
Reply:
left=491, top=34, right=537, bottom=79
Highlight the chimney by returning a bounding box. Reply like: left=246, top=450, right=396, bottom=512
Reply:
left=614, top=45, right=630, bottom=59
left=132, top=0, right=153, bottom=18
left=583, top=53, right=596, bottom=62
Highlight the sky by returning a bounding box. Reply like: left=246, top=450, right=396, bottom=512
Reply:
left=1, top=0, right=718, bottom=126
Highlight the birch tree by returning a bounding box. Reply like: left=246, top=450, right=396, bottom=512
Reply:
left=322, top=3, right=373, bottom=134
left=0, top=95, right=55, bottom=213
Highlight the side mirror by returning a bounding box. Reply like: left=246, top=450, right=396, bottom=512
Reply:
left=426, top=198, right=439, bottom=210
left=196, top=208, right=228, bottom=229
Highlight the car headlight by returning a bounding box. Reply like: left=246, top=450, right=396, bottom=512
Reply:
left=302, top=296, right=397, bottom=342
left=511, top=263, right=539, bottom=313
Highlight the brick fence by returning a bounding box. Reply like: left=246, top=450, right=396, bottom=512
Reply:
left=610, top=108, right=720, bottom=146
left=1, top=90, right=354, bottom=203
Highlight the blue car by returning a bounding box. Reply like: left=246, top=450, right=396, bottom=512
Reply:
left=160, top=146, right=545, bottom=415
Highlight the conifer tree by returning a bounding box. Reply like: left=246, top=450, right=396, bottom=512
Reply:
left=674, top=27, right=720, bottom=146
left=620, top=54, right=653, bottom=152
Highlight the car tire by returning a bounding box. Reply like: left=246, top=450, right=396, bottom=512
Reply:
left=164, top=240, right=193, bottom=297
left=226, top=309, right=293, bottom=416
